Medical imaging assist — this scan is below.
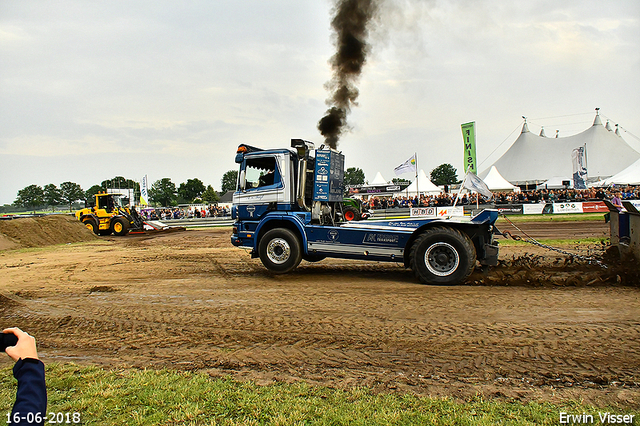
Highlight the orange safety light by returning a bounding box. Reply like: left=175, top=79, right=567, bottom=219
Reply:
left=237, top=145, right=248, bottom=154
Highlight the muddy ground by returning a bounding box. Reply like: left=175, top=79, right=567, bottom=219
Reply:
left=1, top=216, right=638, bottom=408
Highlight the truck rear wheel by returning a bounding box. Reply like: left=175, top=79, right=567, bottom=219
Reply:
left=259, top=228, right=302, bottom=274
left=111, top=217, right=129, bottom=236
left=410, top=227, right=476, bottom=285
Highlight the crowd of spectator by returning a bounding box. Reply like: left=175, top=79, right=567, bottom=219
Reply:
left=139, top=205, right=230, bottom=220
left=362, top=186, right=640, bottom=210
left=134, top=186, right=640, bottom=217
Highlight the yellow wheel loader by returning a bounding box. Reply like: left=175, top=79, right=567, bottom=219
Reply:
left=76, top=192, right=144, bottom=236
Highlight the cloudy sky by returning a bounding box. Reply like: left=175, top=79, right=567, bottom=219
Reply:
left=1, top=0, right=639, bottom=205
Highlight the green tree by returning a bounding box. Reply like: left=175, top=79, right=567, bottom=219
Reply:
left=430, top=164, right=459, bottom=186
left=391, top=178, right=411, bottom=185
left=178, top=178, right=206, bottom=203
left=221, top=170, right=238, bottom=193
left=15, top=184, right=44, bottom=212
left=344, top=167, right=365, bottom=186
left=149, top=178, right=177, bottom=207
left=59, top=181, right=85, bottom=211
left=100, top=176, right=140, bottom=193
left=201, top=185, right=220, bottom=204
left=85, top=185, right=103, bottom=203
left=43, top=184, right=62, bottom=211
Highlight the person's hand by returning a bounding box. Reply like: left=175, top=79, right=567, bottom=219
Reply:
left=2, top=328, right=39, bottom=362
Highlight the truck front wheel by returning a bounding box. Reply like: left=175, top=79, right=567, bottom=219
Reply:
left=258, top=228, right=302, bottom=274
left=410, top=227, right=476, bottom=285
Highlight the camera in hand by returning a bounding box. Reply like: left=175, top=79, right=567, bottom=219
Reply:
left=1, top=333, right=19, bottom=352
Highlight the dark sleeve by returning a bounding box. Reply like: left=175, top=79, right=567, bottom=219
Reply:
left=11, top=358, right=47, bottom=426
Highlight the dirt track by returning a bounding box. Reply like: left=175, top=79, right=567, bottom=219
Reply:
left=1, top=219, right=639, bottom=408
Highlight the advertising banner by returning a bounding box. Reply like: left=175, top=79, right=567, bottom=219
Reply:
left=523, top=204, right=547, bottom=215
left=497, top=205, right=524, bottom=215
left=140, top=175, right=149, bottom=206
left=348, top=185, right=402, bottom=195
left=411, top=207, right=437, bottom=217
left=436, top=206, right=465, bottom=217
left=410, top=207, right=464, bottom=218
left=461, top=122, right=477, bottom=174
left=582, top=201, right=608, bottom=213
left=553, top=202, right=584, bottom=214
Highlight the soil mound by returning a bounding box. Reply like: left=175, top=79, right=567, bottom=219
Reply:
left=0, top=214, right=97, bottom=250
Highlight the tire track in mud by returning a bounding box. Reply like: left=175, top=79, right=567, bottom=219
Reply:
left=10, top=290, right=639, bottom=386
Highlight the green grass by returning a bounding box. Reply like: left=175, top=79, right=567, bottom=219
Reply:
left=496, top=213, right=606, bottom=223
left=1, top=363, right=635, bottom=425
left=497, top=237, right=608, bottom=247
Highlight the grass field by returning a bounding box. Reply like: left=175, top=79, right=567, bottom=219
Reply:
left=2, top=363, right=633, bottom=426
left=497, top=237, right=608, bottom=247
left=495, top=213, right=606, bottom=223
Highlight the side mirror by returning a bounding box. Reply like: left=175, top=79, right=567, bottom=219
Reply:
left=239, top=170, right=246, bottom=191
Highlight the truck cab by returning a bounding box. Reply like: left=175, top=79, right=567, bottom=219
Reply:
left=233, top=146, right=296, bottom=222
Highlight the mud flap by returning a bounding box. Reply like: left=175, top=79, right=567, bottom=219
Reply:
left=480, top=242, right=499, bottom=266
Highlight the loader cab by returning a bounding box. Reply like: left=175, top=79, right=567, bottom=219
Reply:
left=97, top=194, right=115, bottom=212
left=92, top=193, right=125, bottom=213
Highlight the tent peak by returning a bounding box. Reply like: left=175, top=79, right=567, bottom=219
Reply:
left=370, top=171, right=387, bottom=185
left=593, top=108, right=602, bottom=126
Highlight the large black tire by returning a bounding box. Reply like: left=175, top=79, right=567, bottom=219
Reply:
left=82, top=217, right=99, bottom=235
left=410, top=227, right=476, bottom=285
left=110, top=217, right=129, bottom=236
left=258, top=228, right=302, bottom=274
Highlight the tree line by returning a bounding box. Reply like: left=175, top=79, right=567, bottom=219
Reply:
left=4, top=164, right=458, bottom=214
left=343, top=164, right=459, bottom=186
left=4, top=171, right=242, bottom=214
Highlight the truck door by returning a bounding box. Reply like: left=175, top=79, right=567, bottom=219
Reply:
left=235, top=154, right=286, bottom=220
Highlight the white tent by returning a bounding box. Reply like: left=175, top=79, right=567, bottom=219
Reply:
left=595, top=157, right=640, bottom=186
left=370, top=172, right=387, bottom=185
left=393, top=170, right=441, bottom=196
left=481, top=166, right=520, bottom=192
left=483, top=112, right=640, bottom=184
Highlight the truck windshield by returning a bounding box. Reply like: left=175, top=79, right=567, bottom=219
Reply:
left=242, top=156, right=280, bottom=190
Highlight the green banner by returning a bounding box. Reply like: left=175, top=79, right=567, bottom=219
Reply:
left=461, top=122, right=477, bottom=174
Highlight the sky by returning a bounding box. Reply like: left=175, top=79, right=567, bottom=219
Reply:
left=1, top=0, right=639, bottom=205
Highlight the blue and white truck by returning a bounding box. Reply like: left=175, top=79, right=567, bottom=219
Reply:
left=231, top=139, right=500, bottom=285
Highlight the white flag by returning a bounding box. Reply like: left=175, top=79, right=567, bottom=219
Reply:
left=394, top=154, right=416, bottom=176
left=140, top=175, right=149, bottom=206
left=463, top=171, right=492, bottom=198
left=571, top=147, right=587, bottom=189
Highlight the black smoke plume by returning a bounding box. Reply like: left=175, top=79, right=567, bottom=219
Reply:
left=318, top=0, right=377, bottom=149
